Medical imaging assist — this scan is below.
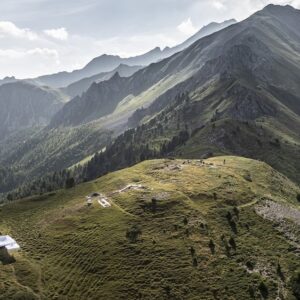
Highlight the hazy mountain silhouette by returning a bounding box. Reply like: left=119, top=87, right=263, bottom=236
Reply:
left=0, top=81, right=66, bottom=140
left=32, top=20, right=236, bottom=88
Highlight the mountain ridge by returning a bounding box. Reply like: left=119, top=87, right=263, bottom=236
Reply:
left=0, top=81, right=67, bottom=140
left=62, top=64, right=142, bottom=98
left=31, top=19, right=236, bottom=88
left=50, top=4, right=300, bottom=129
left=1, top=4, right=300, bottom=200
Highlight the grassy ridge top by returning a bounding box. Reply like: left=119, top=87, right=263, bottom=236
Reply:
left=0, top=156, right=300, bottom=299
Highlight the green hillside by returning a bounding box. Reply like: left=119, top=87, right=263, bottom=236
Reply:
left=1, top=156, right=300, bottom=299
left=0, top=124, right=111, bottom=196
left=2, top=5, right=300, bottom=200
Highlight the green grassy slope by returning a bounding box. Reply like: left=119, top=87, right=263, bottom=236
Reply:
left=3, top=5, right=300, bottom=199
left=0, top=124, right=111, bottom=195
left=177, top=118, right=300, bottom=184
left=1, top=156, right=299, bottom=299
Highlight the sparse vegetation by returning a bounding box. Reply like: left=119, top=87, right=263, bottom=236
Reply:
left=291, top=271, right=300, bottom=299
left=0, top=157, right=299, bottom=299
left=258, top=281, right=269, bottom=299
left=126, top=225, right=142, bottom=243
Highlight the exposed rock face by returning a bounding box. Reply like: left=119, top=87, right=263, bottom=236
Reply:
left=50, top=72, right=130, bottom=127
left=51, top=5, right=300, bottom=130
left=63, top=64, right=142, bottom=98
left=255, top=199, right=300, bottom=254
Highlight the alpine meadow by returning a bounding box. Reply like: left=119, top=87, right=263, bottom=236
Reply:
left=0, top=2, right=300, bottom=300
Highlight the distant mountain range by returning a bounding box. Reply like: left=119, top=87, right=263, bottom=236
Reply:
left=0, top=18, right=236, bottom=141
left=0, top=18, right=236, bottom=137
left=62, top=64, right=142, bottom=98
left=0, top=5, right=300, bottom=199
left=51, top=5, right=300, bottom=129
left=49, top=4, right=300, bottom=183
left=31, top=19, right=236, bottom=88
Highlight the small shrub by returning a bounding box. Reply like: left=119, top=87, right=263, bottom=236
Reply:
left=229, top=219, right=237, bottom=234
left=126, top=226, right=142, bottom=243
left=233, top=206, right=240, bottom=218
left=226, top=211, right=232, bottom=221
left=193, top=257, right=198, bottom=267
left=297, top=193, right=300, bottom=203
left=190, top=246, right=195, bottom=256
left=132, top=178, right=140, bottom=183
left=277, top=263, right=284, bottom=281
left=248, top=286, right=255, bottom=298
left=151, top=198, right=157, bottom=212
left=164, top=286, right=171, bottom=296
left=258, top=281, right=269, bottom=299
left=229, top=237, right=236, bottom=250
left=246, top=261, right=255, bottom=271
left=209, top=239, right=215, bottom=254
left=291, top=271, right=300, bottom=299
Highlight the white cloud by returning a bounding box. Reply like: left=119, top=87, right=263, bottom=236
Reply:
left=212, top=1, right=226, bottom=10
left=177, top=18, right=198, bottom=36
left=0, top=47, right=59, bottom=62
left=0, top=47, right=61, bottom=78
left=27, top=48, right=60, bottom=63
left=0, top=21, right=38, bottom=40
left=44, top=27, right=69, bottom=41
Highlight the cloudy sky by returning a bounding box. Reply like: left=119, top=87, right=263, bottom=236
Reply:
left=0, top=0, right=299, bottom=78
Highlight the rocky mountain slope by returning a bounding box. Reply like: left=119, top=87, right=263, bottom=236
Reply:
left=0, top=81, right=67, bottom=140
left=40, top=5, right=300, bottom=186
left=50, top=5, right=300, bottom=130
left=63, top=64, right=142, bottom=98
left=162, top=19, right=236, bottom=57
left=1, top=157, right=300, bottom=299
left=1, top=5, right=299, bottom=200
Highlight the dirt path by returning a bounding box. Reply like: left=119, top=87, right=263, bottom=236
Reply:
left=117, top=184, right=146, bottom=193
left=238, top=198, right=260, bottom=209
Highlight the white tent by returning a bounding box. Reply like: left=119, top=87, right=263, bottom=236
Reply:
left=0, top=235, right=20, bottom=252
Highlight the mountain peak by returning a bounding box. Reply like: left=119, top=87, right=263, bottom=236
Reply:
left=147, top=46, right=162, bottom=54
left=111, top=71, right=121, bottom=80
left=263, top=3, right=295, bottom=10
left=3, top=76, right=16, bottom=80
left=253, top=3, right=300, bottom=33
left=259, top=3, right=298, bottom=15
left=116, top=63, right=128, bottom=69
left=201, top=19, right=236, bottom=31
